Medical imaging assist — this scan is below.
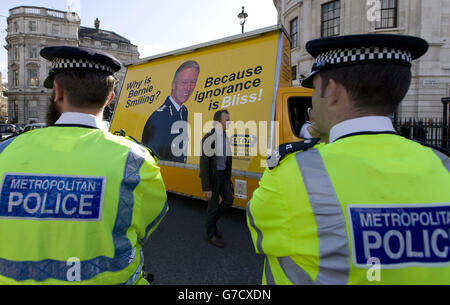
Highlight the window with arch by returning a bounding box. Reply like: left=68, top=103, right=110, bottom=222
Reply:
left=12, top=69, right=19, bottom=87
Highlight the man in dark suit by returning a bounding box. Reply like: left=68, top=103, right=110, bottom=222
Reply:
left=200, top=110, right=234, bottom=248
left=142, top=61, right=200, bottom=162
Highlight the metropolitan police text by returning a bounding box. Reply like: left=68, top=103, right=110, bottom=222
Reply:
left=1, top=175, right=104, bottom=220
left=352, top=206, right=450, bottom=266
left=9, top=177, right=98, bottom=193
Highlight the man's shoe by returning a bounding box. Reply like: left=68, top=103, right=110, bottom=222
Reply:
left=208, top=236, right=225, bottom=248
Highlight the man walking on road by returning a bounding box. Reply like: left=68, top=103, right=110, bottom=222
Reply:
left=200, top=110, right=234, bottom=248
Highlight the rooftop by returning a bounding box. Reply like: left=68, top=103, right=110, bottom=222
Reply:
left=79, top=27, right=133, bottom=45
left=9, top=5, right=79, bottom=21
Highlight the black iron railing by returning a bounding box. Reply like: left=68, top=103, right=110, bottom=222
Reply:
left=393, top=117, right=449, bottom=154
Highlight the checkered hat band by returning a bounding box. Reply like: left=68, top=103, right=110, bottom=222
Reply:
left=52, top=58, right=114, bottom=74
left=315, top=47, right=412, bottom=68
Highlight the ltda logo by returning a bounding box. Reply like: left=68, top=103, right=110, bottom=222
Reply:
left=231, top=135, right=257, bottom=148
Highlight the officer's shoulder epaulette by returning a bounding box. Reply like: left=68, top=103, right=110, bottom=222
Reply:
left=267, top=138, right=321, bottom=170
left=124, top=135, right=161, bottom=161
left=156, top=105, right=167, bottom=113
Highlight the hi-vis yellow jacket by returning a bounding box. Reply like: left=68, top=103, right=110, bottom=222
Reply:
left=0, top=126, right=168, bottom=284
left=247, top=133, right=450, bottom=285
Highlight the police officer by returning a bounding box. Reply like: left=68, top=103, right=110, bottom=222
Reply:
left=247, top=34, right=450, bottom=285
left=0, top=46, right=168, bottom=284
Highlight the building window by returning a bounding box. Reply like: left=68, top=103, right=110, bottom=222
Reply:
left=29, top=101, right=38, bottom=119
left=13, top=22, right=18, bottom=32
left=13, top=45, right=19, bottom=60
left=28, top=21, right=37, bottom=32
left=13, top=101, right=18, bottom=121
left=292, top=65, right=298, bottom=81
left=12, top=70, right=19, bottom=87
left=290, top=18, right=298, bottom=49
left=52, top=24, right=60, bottom=35
left=29, top=46, right=38, bottom=59
left=28, top=69, right=39, bottom=87
left=375, top=0, right=397, bottom=29
left=321, top=1, right=340, bottom=38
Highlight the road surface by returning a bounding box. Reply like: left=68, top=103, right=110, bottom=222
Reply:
left=143, top=193, right=264, bottom=285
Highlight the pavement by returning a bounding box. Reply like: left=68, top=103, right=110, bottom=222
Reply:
left=143, top=193, right=264, bottom=285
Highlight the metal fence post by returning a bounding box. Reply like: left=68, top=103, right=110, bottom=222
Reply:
left=442, top=97, right=450, bottom=150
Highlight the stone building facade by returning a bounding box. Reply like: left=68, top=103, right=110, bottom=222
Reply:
left=78, top=20, right=140, bottom=113
left=5, top=6, right=139, bottom=125
left=273, top=0, right=450, bottom=119
left=0, top=73, right=7, bottom=122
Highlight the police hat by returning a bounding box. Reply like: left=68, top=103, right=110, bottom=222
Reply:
left=40, top=46, right=122, bottom=89
left=301, top=34, right=429, bottom=88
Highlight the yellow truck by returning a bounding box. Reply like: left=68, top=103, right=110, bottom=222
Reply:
left=110, top=25, right=314, bottom=208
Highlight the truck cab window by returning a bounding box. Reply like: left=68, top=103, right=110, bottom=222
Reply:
left=288, top=97, right=312, bottom=138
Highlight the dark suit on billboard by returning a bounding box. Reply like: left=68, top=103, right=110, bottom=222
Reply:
left=142, top=97, right=188, bottom=163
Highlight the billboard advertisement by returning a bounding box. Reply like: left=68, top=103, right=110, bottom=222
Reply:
left=111, top=30, right=282, bottom=174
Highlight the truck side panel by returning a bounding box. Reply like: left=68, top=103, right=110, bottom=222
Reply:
left=110, top=27, right=310, bottom=208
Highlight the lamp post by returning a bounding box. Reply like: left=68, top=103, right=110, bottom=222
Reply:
left=238, top=6, right=248, bottom=34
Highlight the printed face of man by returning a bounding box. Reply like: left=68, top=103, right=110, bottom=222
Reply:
left=171, top=67, right=199, bottom=106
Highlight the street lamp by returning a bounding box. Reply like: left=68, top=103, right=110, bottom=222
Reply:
left=238, top=6, right=248, bottom=34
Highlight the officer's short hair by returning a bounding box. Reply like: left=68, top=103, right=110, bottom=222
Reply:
left=55, top=70, right=118, bottom=109
left=173, top=61, right=200, bottom=82
left=320, top=63, right=412, bottom=116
